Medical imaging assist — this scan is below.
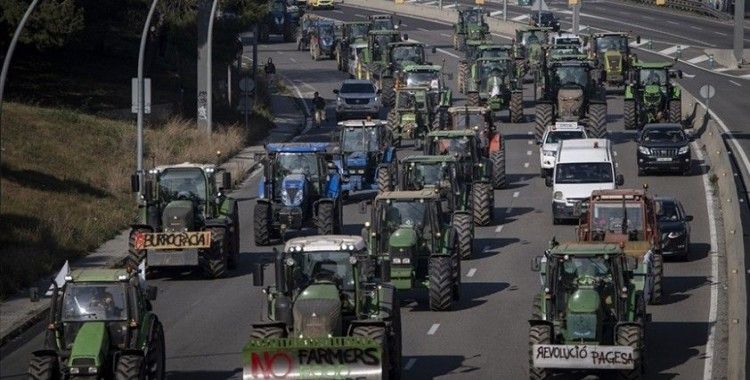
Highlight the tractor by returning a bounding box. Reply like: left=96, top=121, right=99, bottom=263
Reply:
left=515, top=28, right=550, bottom=81
left=445, top=106, right=506, bottom=189
left=398, top=155, right=475, bottom=258
left=400, top=64, right=453, bottom=125
left=253, top=143, right=344, bottom=246
left=453, top=7, right=490, bottom=51
left=423, top=130, right=498, bottom=225
left=623, top=62, right=682, bottom=130
left=528, top=241, right=647, bottom=380
left=128, top=163, right=239, bottom=279
left=589, top=32, right=637, bottom=88
left=466, top=57, right=524, bottom=122
left=247, top=235, right=402, bottom=379
left=456, top=41, right=512, bottom=94
left=534, top=58, right=608, bottom=140
left=336, top=21, right=371, bottom=72
left=333, top=119, right=398, bottom=195
left=576, top=188, right=665, bottom=305
left=28, top=268, right=165, bottom=380
left=386, top=86, right=436, bottom=149
left=360, top=30, right=404, bottom=106
left=309, top=20, right=337, bottom=61
left=259, top=0, right=297, bottom=43
left=295, top=14, right=318, bottom=51
left=363, top=190, right=462, bottom=311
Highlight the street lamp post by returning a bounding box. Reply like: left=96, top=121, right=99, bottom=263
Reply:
left=136, top=0, right=160, bottom=199
left=206, top=0, right=219, bottom=134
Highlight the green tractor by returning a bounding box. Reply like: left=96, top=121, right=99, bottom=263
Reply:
left=423, top=129, right=497, bottom=225
left=29, top=268, right=165, bottom=380
left=247, top=235, right=402, bottom=379
left=623, top=62, right=682, bottom=130
left=445, top=106, right=506, bottom=189
left=453, top=7, right=490, bottom=51
left=400, top=64, right=453, bottom=125
left=360, top=30, right=406, bottom=107
left=589, top=32, right=638, bottom=88
left=515, top=28, right=550, bottom=81
left=466, top=57, right=524, bottom=122
left=336, top=21, right=371, bottom=72
left=386, top=86, right=436, bottom=148
left=398, top=155, right=475, bottom=258
left=528, top=241, right=647, bottom=379
left=456, top=41, right=512, bottom=94
left=128, top=163, right=239, bottom=279
left=363, top=190, right=462, bottom=311
left=534, top=59, right=608, bottom=140
left=369, top=14, right=398, bottom=31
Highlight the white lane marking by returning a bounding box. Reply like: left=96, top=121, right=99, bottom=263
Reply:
left=512, top=14, right=529, bottom=21
left=467, top=268, right=477, bottom=277
left=427, top=324, right=440, bottom=335
left=436, top=48, right=461, bottom=59
left=418, top=27, right=430, bottom=32
left=444, top=3, right=458, bottom=8
left=290, top=57, right=297, bottom=63
left=280, top=75, right=313, bottom=133
left=527, top=131, right=534, bottom=135
left=524, top=162, right=530, bottom=168
left=526, top=150, right=532, bottom=155
left=714, top=31, right=728, bottom=36
left=495, top=225, right=504, bottom=233
left=642, top=15, right=655, bottom=20
left=729, top=80, right=742, bottom=87
left=667, top=20, right=679, bottom=25
left=691, top=26, right=703, bottom=30
left=528, top=140, right=533, bottom=145
left=440, top=33, right=451, bottom=37
left=513, top=191, right=519, bottom=198
left=683, top=72, right=696, bottom=78
left=354, top=13, right=366, bottom=18
left=404, top=358, right=417, bottom=370
left=490, top=10, right=504, bottom=17
left=613, top=151, right=618, bottom=156
left=687, top=55, right=709, bottom=64
left=333, top=9, right=344, bottom=14
left=658, top=45, right=688, bottom=56
left=423, top=1, right=437, bottom=5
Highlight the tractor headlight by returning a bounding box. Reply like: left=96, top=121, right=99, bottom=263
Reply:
left=668, top=231, right=684, bottom=239
left=402, top=257, right=411, bottom=264
left=392, top=258, right=402, bottom=264
left=678, top=145, right=690, bottom=155
left=281, top=188, right=304, bottom=206
left=70, top=368, right=80, bottom=374
left=638, top=146, right=651, bottom=155
left=543, top=149, right=556, bottom=157
left=88, top=367, right=98, bottom=374
left=553, top=191, right=563, bottom=200
left=357, top=169, right=365, bottom=174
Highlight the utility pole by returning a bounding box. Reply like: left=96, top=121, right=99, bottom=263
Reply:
left=733, top=0, right=745, bottom=67
left=197, top=0, right=217, bottom=134
left=0, top=0, right=40, bottom=128
left=572, top=3, right=580, bottom=34
left=504, top=0, right=508, bottom=21
left=136, top=0, right=160, bottom=199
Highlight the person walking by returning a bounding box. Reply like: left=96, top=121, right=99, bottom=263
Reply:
left=313, top=91, right=326, bottom=127
left=264, top=58, right=276, bottom=88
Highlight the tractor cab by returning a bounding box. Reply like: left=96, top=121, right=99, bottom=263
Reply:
left=457, top=7, right=490, bottom=40
left=478, top=44, right=514, bottom=60
left=399, top=156, right=466, bottom=212
left=592, top=33, right=629, bottom=55
left=335, top=120, right=397, bottom=193
left=342, top=21, right=371, bottom=44
left=401, top=64, right=452, bottom=110
left=365, top=30, right=402, bottom=63
left=369, top=14, right=397, bottom=31
left=424, top=130, right=482, bottom=166
left=389, top=41, right=427, bottom=68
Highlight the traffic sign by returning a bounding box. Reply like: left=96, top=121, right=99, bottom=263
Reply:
left=656, top=0, right=665, bottom=5
left=699, top=84, right=715, bottom=100
left=239, top=77, right=256, bottom=93
left=568, top=0, right=579, bottom=5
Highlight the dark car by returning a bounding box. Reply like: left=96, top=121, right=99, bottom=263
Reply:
left=529, top=11, right=560, bottom=31
left=636, top=123, right=691, bottom=175
left=656, top=197, right=692, bottom=261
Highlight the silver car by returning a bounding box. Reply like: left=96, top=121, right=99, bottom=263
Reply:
left=334, top=80, right=381, bottom=121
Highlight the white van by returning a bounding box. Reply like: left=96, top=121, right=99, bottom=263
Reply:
left=546, top=138, right=623, bottom=224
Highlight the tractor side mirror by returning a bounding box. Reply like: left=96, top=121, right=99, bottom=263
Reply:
left=130, top=174, right=140, bottom=193
left=544, top=176, right=553, bottom=188
left=252, top=263, right=264, bottom=286
left=145, top=286, right=158, bottom=301
left=685, top=215, right=694, bottom=222
left=677, top=69, right=683, bottom=79
left=221, top=171, right=232, bottom=191
left=432, top=46, right=437, bottom=54
left=403, top=33, right=409, bottom=41
left=333, top=89, right=339, bottom=94
left=636, top=35, right=641, bottom=44
left=531, top=256, right=542, bottom=272
left=616, top=174, right=625, bottom=186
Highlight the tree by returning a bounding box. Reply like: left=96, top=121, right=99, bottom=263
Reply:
left=0, top=0, right=84, bottom=50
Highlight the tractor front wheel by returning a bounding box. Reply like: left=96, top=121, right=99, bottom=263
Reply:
left=147, top=321, right=166, bottom=380
left=228, top=204, right=240, bottom=270
left=528, top=325, right=552, bottom=380
left=650, top=252, right=664, bottom=305
left=534, top=103, right=553, bottom=141
left=28, top=355, right=58, bottom=380
left=382, top=78, right=396, bottom=107
left=458, top=62, right=468, bottom=94
left=624, top=99, right=636, bottom=130
left=115, top=355, right=145, bottom=380
left=616, top=325, right=644, bottom=379
left=490, top=150, right=506, bottom=189
left=471, top=182, right=493, bottom=226
left=250, top=326, right=285, bottom=340
left=316, top=202, right=335, bottom=235
left=204, top=227, right=228, bottom=279
left=428, top=256, right=455, bottom=311
left=587, top=103, right=608, bottom=138
left=376, top=166, right=393, bottom=193
left=669, top=99, right=681, bottom=124
left=452, top=213, right=473, bottom=259
left=352, top=326, right=396, bottom=379
left=254, top=203, right=273, bottom=246
left=510, top=91, right=524, bottom=123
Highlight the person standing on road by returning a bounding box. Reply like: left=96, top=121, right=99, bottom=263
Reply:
left=313, top=91, right=326, bottom=127
left=264, top=58, right=276, bottom=88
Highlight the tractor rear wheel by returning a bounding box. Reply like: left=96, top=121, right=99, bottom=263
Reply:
left=467, top=91, right=480, bottom=107
left=616, top=325, right=644, bottom=380
left=452, top=213, right=473, bottom=259
left=128, top=228, right=149, bottom=268
left=204, top=227, right=228, bottom=278
left=457, top=35, right=466, bottom=51
left=669, top=99, right=681, bottom=124
left=471, top=182, right=493, bottom=226
left=376, top=166, right=393, bottom=193
left=458, top=62, right=468, bottom=94
left=490, top=150, right=506, bottom=189
left=510, top=91, right=524, bottom=123
left=534, top=103, right=553, bottom=140
left=253, top=203, right=273, bottom=246
left=587, top=103, right=608, bottom=138
left=650, top=252, right=664, bottom=305
left=382, top=78, right=396, bottom=107
left=316, top=202, right=335, bottom=235
left=528, top=325, right=552, bottom=380
left=250, top=326, right=285, bottom=340
left=452, top=32, right=459, bottom=50
left=147, top=321, right=166, bottom=380
left=28, top=355, right=58, bottom=380
left=352, top=326, right=395, bottom=379
left=228, top=204, right=240, bottom=270
left=428, top=255, right=454, bottom=311
left=387, top=110, right=400, bottom=147
left=624, top=99, right=636, bottom=130
left=114, top=355, right=145, bottom=380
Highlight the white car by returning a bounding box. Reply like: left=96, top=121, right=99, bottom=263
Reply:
left=538, top=122, right=587, bottom=178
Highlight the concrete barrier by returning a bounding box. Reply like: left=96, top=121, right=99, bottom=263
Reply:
left=682, top=87, right=747, bottom=380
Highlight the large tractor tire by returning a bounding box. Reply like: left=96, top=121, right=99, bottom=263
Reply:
left=510, top=91, right=524, bottom=123
left=128, top=228, right=149, bottom=268
left=452, top=32, right=460, bottom=50
left=457, top=35, right=466, bottom=51
left=28, top=355, right=58, bottom=380
left=624, top=99, right=636, bottom=130
left=114, top=355, right=145, bottom=380
left=531, top=294, right=542, bottom=319
left=204, top=227, right=228, bottom=279
left=587, top=103, right=608, bottom=138
left=250, top=326, right=285, bottom=340
left=253, top=203, right=273, bottom=246
left=490, top=150, right=507, bottom=189
left=148, top=322, right=166, bottom=380
left=458, top=62, right=468, bottom=94
left=316, top=202, right=336, bottom=235
left=352, top=326, right=397, bottom=379
left=471, top=182, right=493, bottom=226
left=382, top=78, right=396, bottom=107
left=534, top=103, right=553, bottom=140
left=452, top=213, right=473, bottom=259
left=428, top=255, right=454, bottom=311
left=650, top=252, right=664, bottom=305
left=669, top=99, right=681, bottom=124
left=616, top=325, right=644, bottom=380
left=387, top=110, right=401, bottom=147
left=467, top=91, right=480, bottom=107
left=228, top=204, right=240, bottom=270
left=376, top=166, right=393, bottom=193
left=528, top=325, right=552, bottom=380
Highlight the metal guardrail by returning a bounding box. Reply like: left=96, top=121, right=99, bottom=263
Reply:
left=626, top=0, right=733, bottom=20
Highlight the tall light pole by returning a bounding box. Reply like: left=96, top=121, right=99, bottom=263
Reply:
left=206, top=0, right=219, bottom=134
left=733, top=0, right=745, bottom=67
left=136, top=0, right=160, bottom=198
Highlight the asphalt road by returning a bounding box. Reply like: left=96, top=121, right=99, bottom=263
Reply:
left=0, top=6, right=718, bottom=380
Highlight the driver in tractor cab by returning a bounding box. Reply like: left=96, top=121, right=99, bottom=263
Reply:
left=176, top=178, right=198, bottom=199
left=466, top=11, right=478, bottom=24
left=89, top=287, right=123, bottom=319
left=312, top=260, right=340, bottom=283
left=411, top=167, right=427, bottom=190
left=646, top=70, right=661, bottom=85
left=384, top=206, right=403, bottom=231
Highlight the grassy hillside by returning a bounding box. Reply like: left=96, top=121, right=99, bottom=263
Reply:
left=0, top=103, right=247, bottom=298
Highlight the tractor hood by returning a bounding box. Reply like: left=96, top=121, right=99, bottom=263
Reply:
left=568, top=288, right=601, bottom=313
left=604, top=50, right=622, bottom=73
left=389, top=226, right=418, bottom=249
left=282, top=174, right=307, bottom=207
left=293, top=282, right=342, bottom=338
left=565, top=288, right=600, bottom=340
left=557, top=86, right=584, bottom=119
left=643, top=84, right=664, bottom=107
left=68, top=322, right=108, bottom=370
left=162, top=200, right=195, bottom=232
left=345, top=151, right=370, bottom=168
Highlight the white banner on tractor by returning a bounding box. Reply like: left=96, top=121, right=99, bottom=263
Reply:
left=532, top=344, right=635, bottom=370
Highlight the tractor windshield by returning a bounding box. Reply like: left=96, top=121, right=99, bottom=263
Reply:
left=479, top=62, right=508, bottom=81
left=463, top=10, right=482, bottom=24
left=432, top=137, right=473, bottom=158
left=554, top=66, right=589, bottom=88
left=522, top=31, right=545, bottom=46
left=276, top=153, right=320, bottom=178
left=560, top=256, right=613, bottom=283
left=481, top=49, right=510, bottom=59
left=405, top=71, right=439, bottom=89
left=270, top=1, right=285, bottom=13
left=342, top=127, right=380, bottom=152
left=639, top=68, right=667, bottom=86
left=554, top=162, right=613, bottom=184
left=297, top=251, right=355, bottom=290
left=348, top=24, right=370, bottom=39
left=371, top=19, right=394, bottom=31
left=62, top=283, right=128, bottom=322
left=392, top=45, right=423, bottom=63
left=158, top=168, right=208, bottom=204
left=318, top=24, right=335, bottom=39
left=452, top=113, right=485, bottom=129
left=379, top=200, right=428, bottom=232
left=372, top=35, right=393, bottom=60
left=596, top=36, right=628, bottom=53
left=405, top=162, right=455, bottom=189
left=591, top=202, right=645, bottom=239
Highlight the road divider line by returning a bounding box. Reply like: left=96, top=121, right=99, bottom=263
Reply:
left=512, top=14, right=529, bottom=21
left=687, top=55, right=709, bottom=64
left=354, top=13, right=366, bottom=18
left=444, top=3, right=457, bottom=8
left=729, top=80, right=742, bottom=87
left=513, top=191, right=519, bottom=198
left=404, top=358, right=417, bottom=370
left=436, top=48, right=460, bottom=59
left=290, top=57, right=297, bottom=63
left=524, top=162, right=529, bottom=168
left=528, top=140, right=533, bottom=145
left=418, top=27, right=430, bottom=32
left=495, top=225, right=503, bottom=233
left=467, top=268, right=477, bottom=277
left=440, top=33, right=451, bottom=37
left=427, top=324, right=440, bottom=335
left=526, top=150, right=532, bottom=155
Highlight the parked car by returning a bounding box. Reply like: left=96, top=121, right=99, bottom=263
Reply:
left=636, top=123, right=691, bottom=175
left=529, top=11, right=560, bottom=31
left=334, top=79, right=382, bottom=120
left=655, top=196, right=692, bottom=261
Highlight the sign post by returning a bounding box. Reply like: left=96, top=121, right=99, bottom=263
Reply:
left=569, top=0, right=581, bottom=34
left=699, top=84, right=715, bottom=119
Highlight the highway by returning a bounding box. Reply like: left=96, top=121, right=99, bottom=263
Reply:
left=0, top=4, right=722, bottom=380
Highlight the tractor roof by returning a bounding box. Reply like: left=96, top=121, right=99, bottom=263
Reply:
left=389, top=41, right=423, bottom=47
left=403, top=65, right=442, bottom=72
left=397, top=86, right=429, bottom=92
left=370, top=14, right=392, bottom=19
left=284, top=235, right=366, bottom=253
left=402, top=155, right=458, bottom=164
left=476, top=57, right=512, bottom=63
left=351, top=41, right=368, bottom=48
left=338, top=119, right=386, bottom=128
left=467, top=39, right=490, bottom=46
left=153, top=162, right=217, bottom=173
left=375, top=189, right=440, bottom=201
left=550, top=59, right=591, bottom=67
left=67, top=268, right=132, bottom=283
left=427, top=129, right=476, bottom=138
left=266, top=142, right=331, bottom=153
left=447, top=105, right=489, bottom=114
left=549, top=242, right=623, bottom=256
left=369, top=30, right=400, bottom=35
left=344, top=21, right=371, bottom=26
left=592, top=32, right=629, bottom=38
left=589, top=189, right=650, bottom=201
left=634, top=62, right=673, bottom=69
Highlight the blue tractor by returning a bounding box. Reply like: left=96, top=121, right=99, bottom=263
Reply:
left=254, top=143, right=343, bottom=246
left=334, top=119, right=398, bottom=195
